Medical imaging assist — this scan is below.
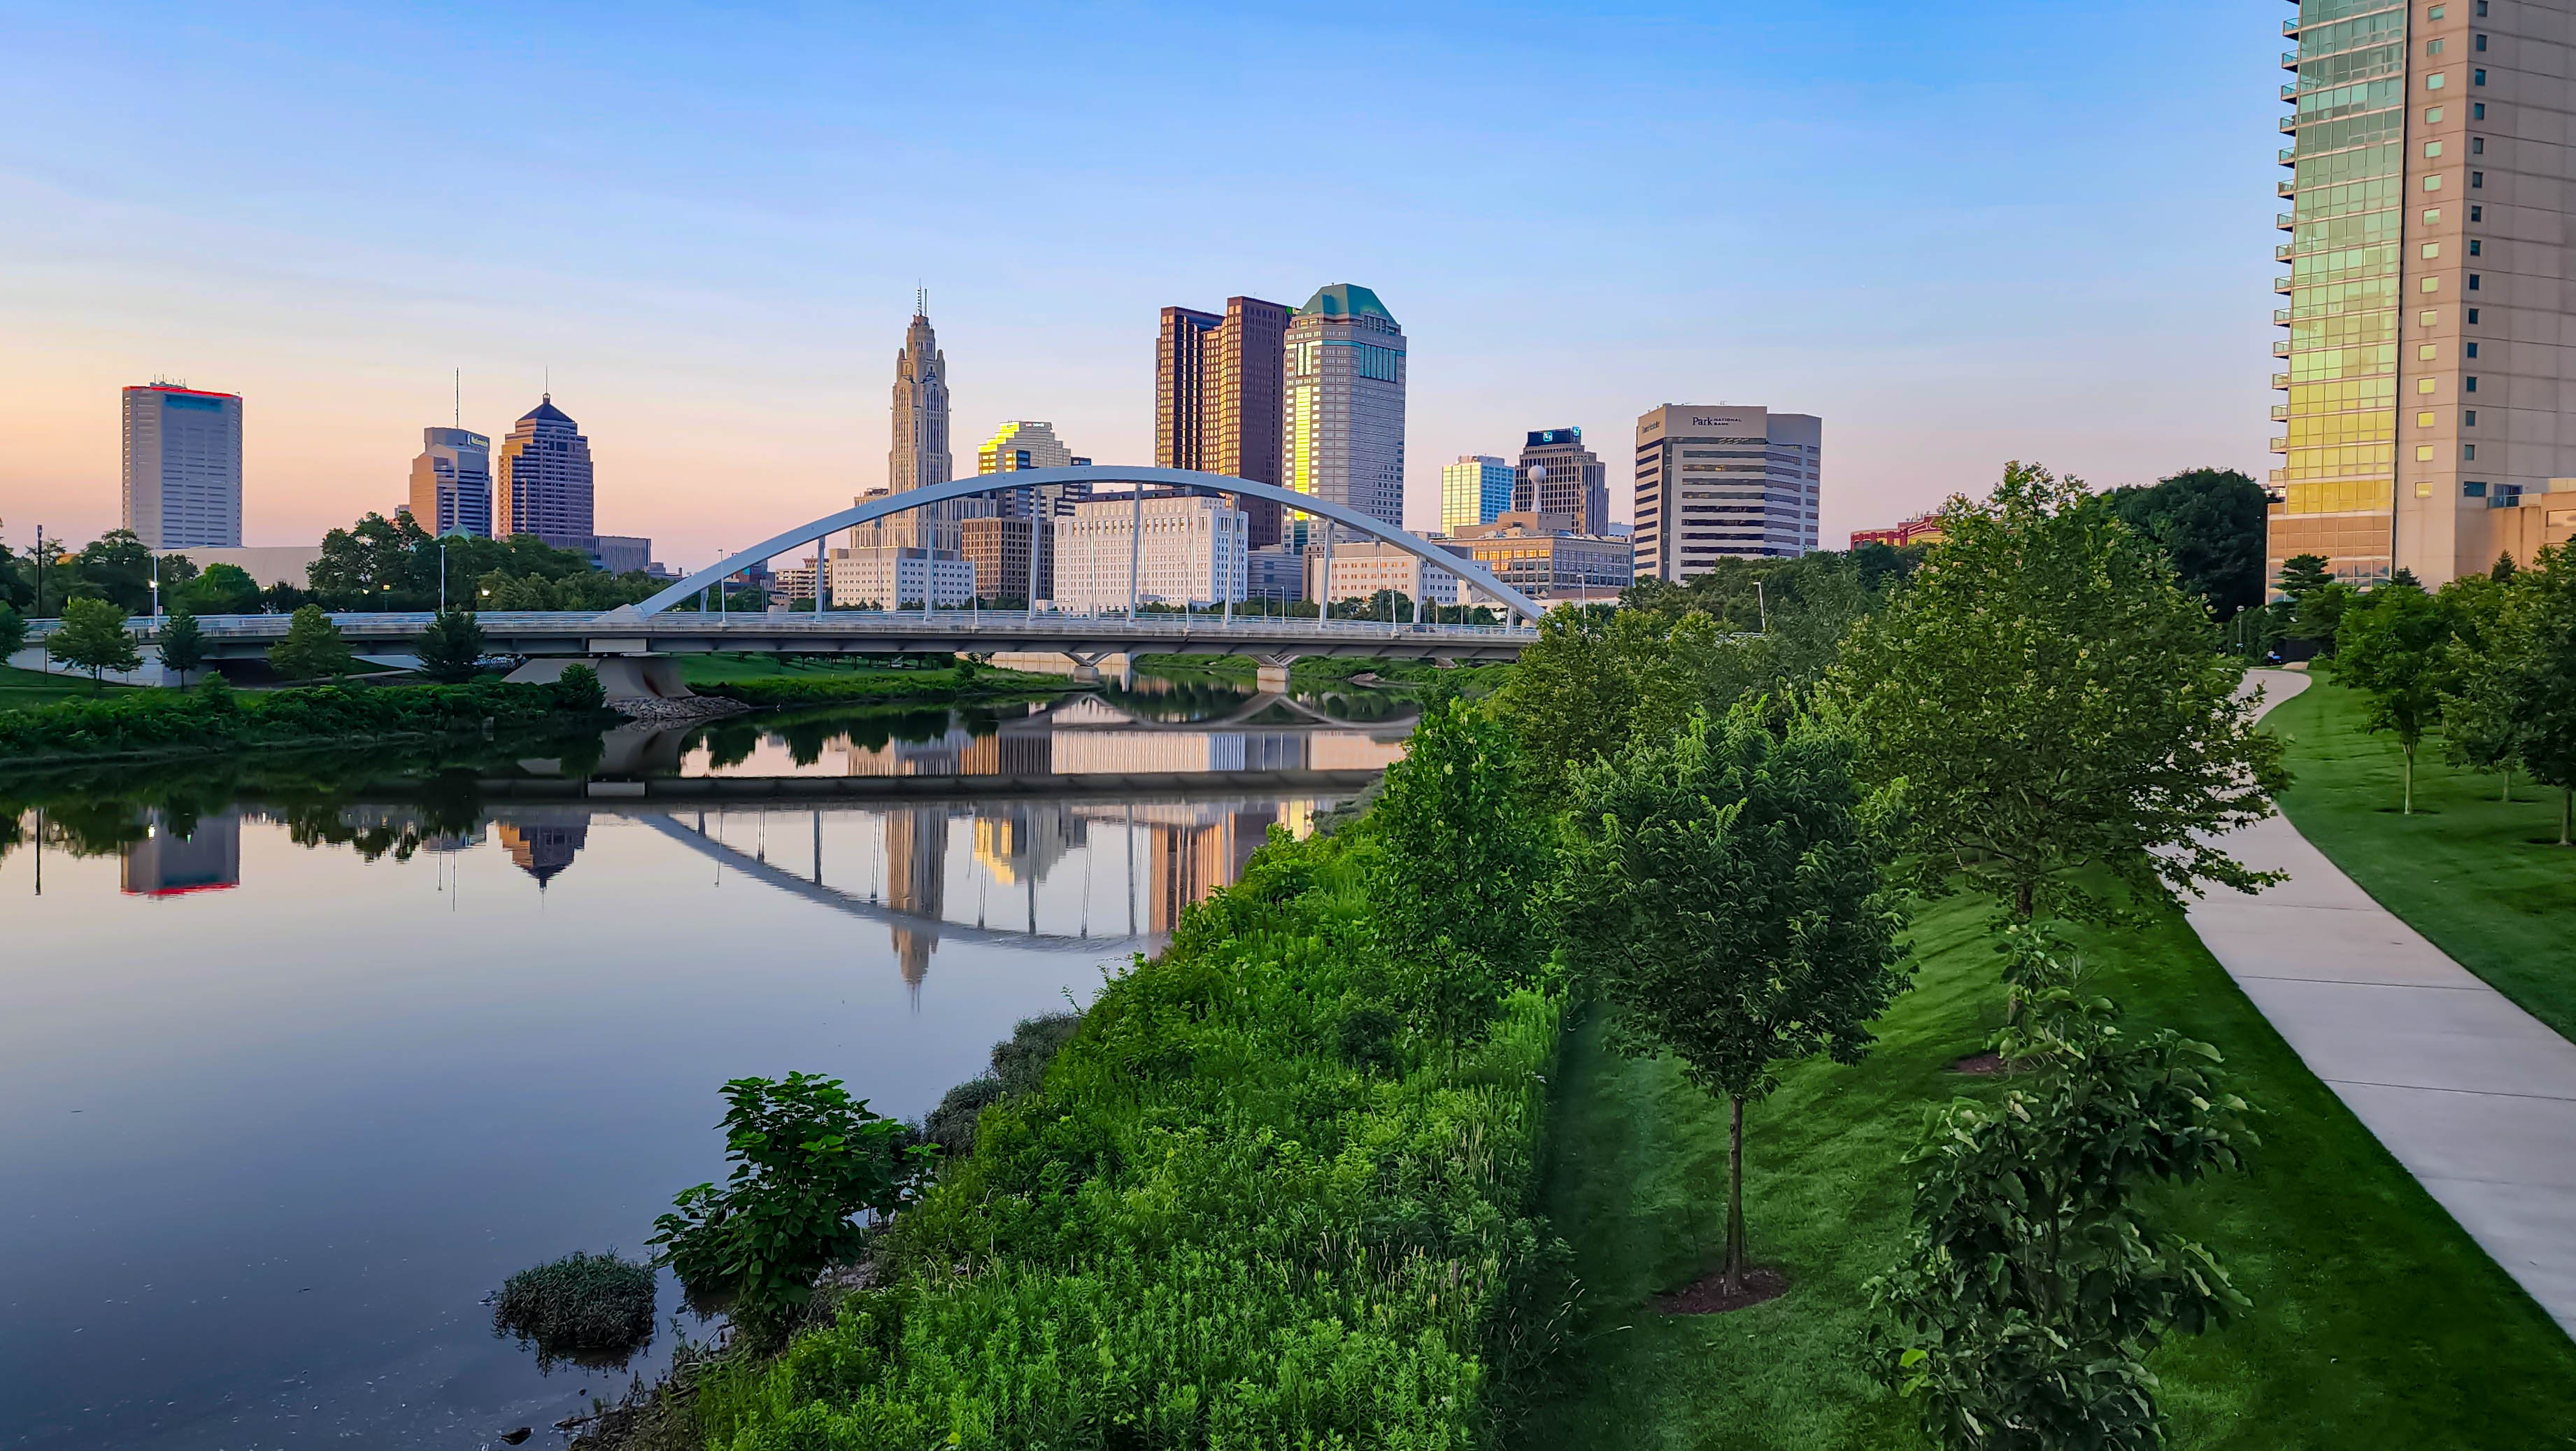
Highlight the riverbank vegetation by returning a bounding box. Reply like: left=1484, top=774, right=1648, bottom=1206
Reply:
left=687, top=657, right=1079, bottom=708
left=0, top=667, right=611, bottom=763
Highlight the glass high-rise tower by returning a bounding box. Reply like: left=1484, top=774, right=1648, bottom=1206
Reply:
left=1282, top=284, right=1407, bottom=534
left=2273, top=0, right=2576, bottom=587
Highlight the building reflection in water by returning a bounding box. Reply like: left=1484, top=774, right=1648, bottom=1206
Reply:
left=494, top=812, right=592, bottom=887
left=120, top=809, right=243, bottom=898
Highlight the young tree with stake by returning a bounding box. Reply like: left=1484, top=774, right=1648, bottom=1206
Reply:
left=1559, top=700, right=1909, bottom=1294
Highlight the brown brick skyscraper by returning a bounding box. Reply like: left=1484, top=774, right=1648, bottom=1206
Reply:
left=1155, top=295, right=1293, bottom=547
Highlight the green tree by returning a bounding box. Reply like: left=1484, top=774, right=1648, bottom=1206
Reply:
left=268, top=604, right=355, bottom=680
left=1497, top=604, right=1748, bottom=786
left=648, top=1072, right=931, bottom=1333
left=158, top=609, right=206, bottom=687
left=0, top=604, right=26, bottom=663
left=2108, top=467, right=2268, bottom=620
left=2332, top=581, right=2455, bottom=813
left=72, top=530, right=157, bottom=614
left=1366, top=699, right=1551, bottom=1057
left=2277, top=553, right=2333, bottom=601
left=2477, top=545, right=2576, bottom=844
left=1872, top=928, right=2254, bottom=1451
left=45, top=597, right=141, bottom=689
left=2293, top=581, right=2358, bottom=654
left=1559, top=700, right=1909, bottom=1291
left=179, top=562, right=262, bottom=616
left=311, top=510, right=436, bottom=606
left=413, top=610, right=488, bottom=684
left=1833, top=463, right=2287, bottom=924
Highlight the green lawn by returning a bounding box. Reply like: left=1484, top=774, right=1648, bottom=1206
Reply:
left=2269, top=677, right=2576, bottom=1045
left=0, top=662, right=136, bottom=708
left=675, top=653, right=953, bottom=684
left=1511, top=888, right=2576, bottom=1450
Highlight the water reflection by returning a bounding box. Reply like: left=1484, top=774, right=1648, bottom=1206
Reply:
left=0, top=688, right=1402, bottom=1450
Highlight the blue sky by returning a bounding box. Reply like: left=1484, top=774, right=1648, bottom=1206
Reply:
left=0, top=1, right=2287, bottom=565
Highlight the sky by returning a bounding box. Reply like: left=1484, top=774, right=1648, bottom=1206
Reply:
left=0, top=1, right=2286, bottom=570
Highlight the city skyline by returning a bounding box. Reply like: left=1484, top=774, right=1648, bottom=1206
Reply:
left=1, top=3, right=2286, bottom=567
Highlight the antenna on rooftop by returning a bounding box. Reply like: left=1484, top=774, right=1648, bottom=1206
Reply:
left=916, top=284, right=927, bottom=318
left=453, top=368, right=461, bottom=427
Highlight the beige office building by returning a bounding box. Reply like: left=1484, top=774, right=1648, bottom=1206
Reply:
left=1632, top=405, right=1821, bottom=580
left=2273, top=0, right=2576, bottom=586
left=1052, top=494, right=1248, bottom=611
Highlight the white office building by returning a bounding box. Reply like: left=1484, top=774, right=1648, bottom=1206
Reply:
left=828, top=546, right=976, bottom=609
left=1052, top=494, right=1247, bottom=611
left=1305, top=539, right=1465, bottom=610
left=1632, top=404, right=1822, bottom=580
left=122, top=383, right=243, bottom=548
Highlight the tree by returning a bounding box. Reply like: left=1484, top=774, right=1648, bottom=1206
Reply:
left=2332, top=581, right=2454, bottom=814
left=158, top=609, right=206, bottom=687
left=2277, top=553, right=2333, bottom=601
left=2474, top=545, right=2576, bottom=844
left=1833, top=463, right=2288, bottom=924
left=1559, top=700, right=1909, bottom=1292
left=180, top=562, right=262, bottom=616
left=414, top=610, right=488, bottom=684
left=73, top=530, right=157, bottom=614
left=1496, top=604, right=1747, bottom=788
left=2108, top=467, right=2268, bottom=621
left=268, top=604, right=355, bottom=680
left=648, top=1072, right=932, bottom=1333
left=45, top=597, right=141, bottom=689
left=1366, top=699, right=1551, bottom=1057
left=1871, top=928, right=2253, bottom=1451
left=0, top=604, right=25, bottom=663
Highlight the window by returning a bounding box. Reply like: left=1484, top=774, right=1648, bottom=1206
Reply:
left=2466, top=410, right=2479, bottom=425
left=2470, top=274, right=2482, bottom=289
left=2419, top=411, right=2439, bottom=427
left=2419, top=445, right=2438, bottom=460
left=2427, top=174, right=2445, bottom=190
left=2429, top=72, right=2447, bottom=88
left=2471, top=204, right=2484, bottom=220
left=2424, top=242, right=2442, bottom=258
left=2465, top=444, right=2478, bottom=459
left=2468, top=376, right=2479, bottom=390
left=2431, top=2, right=2447, bottom=13
left=2425, top=276, right=2443, bottom=292
left=2421, top=344, right=2440, bottom=360
left=2428, top=106, right=2447, bottom=122
left=2472, top=171, right=2484, bottom=187
left=2422, top=309, right=2440, bottom=325
left=2421, top=378, right=2439, bottom=393
left=2477, top=32, right=2488, bottom=48
left=2429, top=38, right=2447, bottom=53
left=2476, top=68, right=2488, bottom=84
left=2426, top=140, right=2445, bottom=157
left=2426, top=208, right=2444, bottom=224
left=2477, top=0, right=2488, bottom=12
left=2468, top=341, right=2480, bottom=356
left=2465, top=481, right=2489, bottom=497
left=2472, top=136, right=2486, bottom=153
left=2475, top=102, right=2487, bottom=118
left=2470, top=307, right=2482, bottom=323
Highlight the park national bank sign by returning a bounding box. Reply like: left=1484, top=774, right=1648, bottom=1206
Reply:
left=1641, top=404, right=1769, bottom=440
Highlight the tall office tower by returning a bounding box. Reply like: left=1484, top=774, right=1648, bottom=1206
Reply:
left=1631, top=404, right=1823, bottom=581
left=1283, top=284, right=1407, bottom=532
left=1514, top=427, right=1609, bottom=535
left=408, top=426, right=493, bottom=538
left=1156, top=296, right=1294, bottom=546
left=1442, top=455, right=1514, bottom=533
left=494, top=395, right=595, bottom=550
left=122, top=383, right=243, bottom=548
left=2275, top=0, right=2576, bottom=586
left=855, top=303, right=967, bottom=554
left=977, top=420, right=1089, bottom=599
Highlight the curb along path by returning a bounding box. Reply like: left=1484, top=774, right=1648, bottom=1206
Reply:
left=2186, top=669, right=2576, bottom=1338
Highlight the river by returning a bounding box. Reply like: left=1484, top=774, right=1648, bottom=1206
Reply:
left=0, top=681, right=1408, bottom=1450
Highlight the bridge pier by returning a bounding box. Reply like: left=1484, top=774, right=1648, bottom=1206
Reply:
left=1248, top=651, right=1302, bottom=693
left=504, top=655, right=695, bottom=702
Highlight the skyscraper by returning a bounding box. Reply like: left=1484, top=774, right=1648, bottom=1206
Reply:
left=1441, top=455, right=1514, bottom=533
left=2272, top=0, right=2576, bottom=586
left=976, top=420, right=1089, bottom=601
left=1156, top=295, right=1293, bottom=546
left=1514, top=427, right=1609, bottom=536
left=122, top=383, right=243, bottom=548
left=855, top=303, right=965, bottom=553
left=494, top=395, right=595, bottom=550
left=1632, top=404, right=1822, bottom=580
left=408, top=426, right=493, bottom=538
left=1282, top=284, right=1407, bottom=532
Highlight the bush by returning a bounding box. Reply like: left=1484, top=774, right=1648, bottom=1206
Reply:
left=697, top=823, right=1567, bottom=1449
left=0, top=675, right=613, bottom=760
left=492, top=1250, right=657, bottom=1371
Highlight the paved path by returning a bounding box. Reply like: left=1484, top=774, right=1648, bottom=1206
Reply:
left=2186, top=669, right=2576, bottom=1338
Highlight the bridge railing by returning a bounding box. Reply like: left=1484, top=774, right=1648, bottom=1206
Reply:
left=27, top=610, right=1535, bottom=640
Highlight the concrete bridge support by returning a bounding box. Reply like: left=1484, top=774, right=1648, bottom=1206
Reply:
left=1248, top=651, right=1302, bottom=693
left=504, top=655, right=695, bottom=702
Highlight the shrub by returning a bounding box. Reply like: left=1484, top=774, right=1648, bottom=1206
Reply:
left=492, top=1250, right=657, bottom=1371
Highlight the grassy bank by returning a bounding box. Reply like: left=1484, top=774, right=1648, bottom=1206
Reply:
left=689, top=824, right=1565, bottom=1448
left=0, top=663, right=136, bottom=709
left=690, top=661, right=1079, bottom=708
left=0, top=674, right=614, bottom=763
left=2269, top=677, right=2576, bottom=1044
left=1511, top=889, right=2576, bottom=1451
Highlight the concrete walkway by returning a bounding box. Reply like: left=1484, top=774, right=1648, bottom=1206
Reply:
left=2186, top=669, right=2576, bottom=1338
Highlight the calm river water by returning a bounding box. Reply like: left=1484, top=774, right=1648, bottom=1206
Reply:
left=0, top=684, right=1406, bottom=1450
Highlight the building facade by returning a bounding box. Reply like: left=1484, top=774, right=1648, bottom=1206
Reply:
left=122, top=383, right=243, bottom=548
left=1451, top=511, right=1636, bottom=600
left=2272, top=0, right=2576, bottom=587
left=1157, top=296, right=1295, bottom=546
left=961, top=514, right=1036, bottom=603
left=1283, top=284, right=1407, bottom=532
left=408, top=425, right=493, bottom=538
left=1304, top=539, right=1466, bottom=610
left=1052, top=494, right=1248, bottom=611
left=1514, top=427, right=1609, bottom=536
left=1632, top=404, right=1821, bottom=579
left=1848, top=509, right=1948, bottom=548
left=827, top=546, right=975, bottom=609
left=495, top=395, right=595, bottom=550
left=975, top=420, right=1093, bottom=598
left=1442, top=454, right=1514, bottom=534
left=856, top=305, right=967, bottom=554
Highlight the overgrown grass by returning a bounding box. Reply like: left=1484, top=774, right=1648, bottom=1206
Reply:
left=0, top=662, right=136, bottom=707
left=678, top=654, right=955, bottom=684
left=0, top=674, right=612, bottom=761
left=493, top=1250, right=659, bottom=1371
left=692, top=664, right=1075, bottom=708
left=691, top=827, right=1565, bottom=1448
left=1511, top=889, right=2576, bottom=1451
left=2269, top=677, right=2576, bottom=1045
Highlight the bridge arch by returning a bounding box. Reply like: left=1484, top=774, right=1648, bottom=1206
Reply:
left=623, top=467, right=1545, bottom=623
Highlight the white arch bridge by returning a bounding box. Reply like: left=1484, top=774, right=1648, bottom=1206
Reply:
left=69, top=468, right=1547, bottom=695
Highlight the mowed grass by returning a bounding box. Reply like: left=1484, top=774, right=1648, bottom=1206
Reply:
left=2269, top=676, right=2576, bottom=1044
left=1511, top=889, right=2576, bottom=1451
left=0, top=662, right=136, bottom=707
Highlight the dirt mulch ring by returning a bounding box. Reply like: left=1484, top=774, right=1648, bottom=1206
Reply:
left=1653, top=1266, right=1790, bottom=1315
left=1949, top=1051, right=2011, bottom=1075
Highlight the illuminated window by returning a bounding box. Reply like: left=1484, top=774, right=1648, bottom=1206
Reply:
left=2426, top=175, right=2445, bottom=190
left=2419, top=411, right=2438, bottom=427
left=2424, top=243, right=2442, bottom=258
left=2426, top=141, right=2445, bottom=157
left=2429, top=72, right=2447, bottom=88
left=2420, top=378, right=2438, bottom=393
